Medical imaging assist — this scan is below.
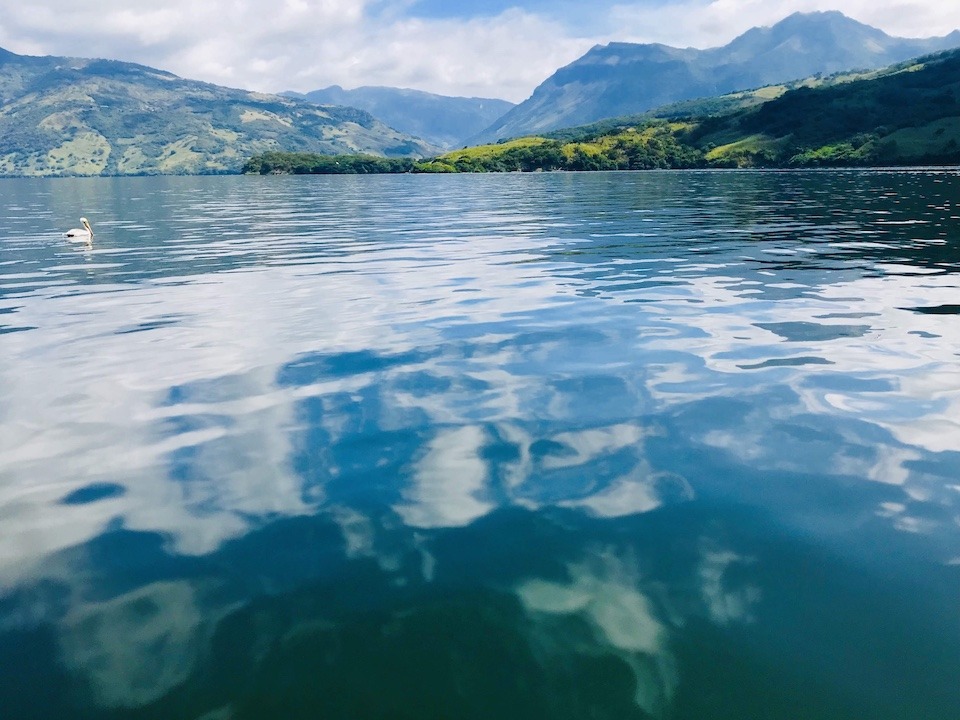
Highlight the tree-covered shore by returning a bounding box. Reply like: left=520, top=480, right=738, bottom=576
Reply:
left=245, top=48, right=960, bottom=175
left=241, top=124, right=704, bottom=175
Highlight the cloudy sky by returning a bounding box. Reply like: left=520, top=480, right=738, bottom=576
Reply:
left=1, top=1, right=959, bottom=102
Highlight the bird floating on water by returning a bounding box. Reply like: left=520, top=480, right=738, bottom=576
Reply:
left=65, top=217, right=93, bottom=241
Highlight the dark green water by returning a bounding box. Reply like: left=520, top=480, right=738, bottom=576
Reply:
left=1, top=171, right=958, bottom=719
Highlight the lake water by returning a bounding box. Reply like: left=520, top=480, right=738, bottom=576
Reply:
left=1, top=171, right=958, bottom=719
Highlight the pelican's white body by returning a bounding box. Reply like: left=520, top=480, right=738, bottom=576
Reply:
left=65, top=217, right=93, bottom=241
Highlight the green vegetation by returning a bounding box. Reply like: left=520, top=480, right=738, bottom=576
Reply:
left=245, top=125, right=707, bottom=174
left=248, top=48, right=960, bottom=174
left=0, top=50, right=437, bottom=177
left=567, top=69, right=887, bottom=133
left=685, top=52, right=960, bottom=167
left=434, top=126, right=703, bottom=171
left=242, top=152, right=418, bottom=174
left=472, top=11, right=960, bottom=144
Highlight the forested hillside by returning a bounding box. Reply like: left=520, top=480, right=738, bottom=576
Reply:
left=473, top=11, right=960, bottom=144
left=0, top=49, right=437, bottom=176
left=246, top=47, right=960, bottom=173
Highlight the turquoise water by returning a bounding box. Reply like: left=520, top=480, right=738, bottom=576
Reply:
left=1, top=171, right=958, bottom=719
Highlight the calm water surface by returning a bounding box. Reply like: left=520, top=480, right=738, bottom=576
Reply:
left=1, top=171, right=958, bottom=719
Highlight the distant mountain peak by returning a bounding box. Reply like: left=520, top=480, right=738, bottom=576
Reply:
left=472, top=11, right=960, bottom=144
left=726, top=10, right=889, bottom=47
left=781, top=9, right=849, bottom=21
left=296, top=85, right=514, bottom=149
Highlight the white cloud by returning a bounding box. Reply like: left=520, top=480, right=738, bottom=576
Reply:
left=3, top=1, right=955, bottom=102
left=0, top=1, right=587, bottom=101
left=610, top=1, right=960, bottom=49
left=321, top=12, right=592, bottom=102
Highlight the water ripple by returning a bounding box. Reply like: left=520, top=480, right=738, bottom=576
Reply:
left=2, top=171, right=959, bottom=720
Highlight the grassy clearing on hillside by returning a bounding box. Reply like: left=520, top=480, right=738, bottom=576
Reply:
left=704, top=135, right=781, bottom=166
left=883, top=117, right=960, bottom=161
left=441, top=137, right=552, bottom=161
left=45, top=132, right=111, bottom=175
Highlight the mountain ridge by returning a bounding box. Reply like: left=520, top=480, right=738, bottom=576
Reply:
left=287, top=85, right=514, bottom=149
left=0, top=48, right=438, bottom=177
left=418, top=46, right=960, bottom=172
left=472, top=11, right=960, bottom=144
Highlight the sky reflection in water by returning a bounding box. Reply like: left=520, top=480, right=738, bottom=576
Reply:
left=1, top=171, right=958, bottom=719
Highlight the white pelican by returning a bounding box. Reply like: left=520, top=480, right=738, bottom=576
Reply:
left=65, top=217, right=93, bottom=241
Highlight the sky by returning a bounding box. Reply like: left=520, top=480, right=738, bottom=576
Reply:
left=1, top=1, right=959, bottom=102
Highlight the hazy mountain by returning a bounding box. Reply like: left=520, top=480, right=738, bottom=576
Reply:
left=288, top=86, right=514, bottom=149
left=473, top=11, right=960, bottom=143
left=0, top=49, right=438, bottom=177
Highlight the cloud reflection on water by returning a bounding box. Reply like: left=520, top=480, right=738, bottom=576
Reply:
left=2, top=174, right=959, bottom=579
left=59, top=580, right=213, bottom=708
left=629, top=266, right=960, bottom=549
left=2, top=172, right=960, bottom=718
left=518, top=547, right=677, bottom=718
left=396, top=425, right=493, bottom=528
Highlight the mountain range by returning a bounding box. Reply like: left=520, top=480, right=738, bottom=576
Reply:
left=411, top=46, right=960, bottom=174
left=3, top=11, right=960, bottom=177
left=0, top=50, right=437, bottom=176
left=286, top=86, right=514, bottom=149
left=473, top=11, right=960, bottom=144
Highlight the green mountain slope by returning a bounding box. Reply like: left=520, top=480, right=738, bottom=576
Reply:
left=261, top=46, right=960, bottom=174
left=541, top=64, right=894, bottom=140
left=0, top=50, right=438, bottom=177
left=473, top=11, right=960, bottom=144
left=696, top=49, right=960, bottom=166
